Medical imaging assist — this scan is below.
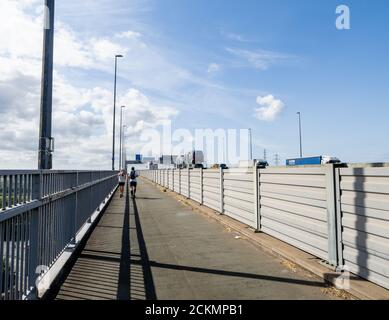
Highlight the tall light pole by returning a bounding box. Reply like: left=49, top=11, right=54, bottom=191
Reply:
left=112, top=54, right=123, bottom=171
left=122, top=125, right=127, bottom=170
left=297, top=112, right=303, bottom=158
left=119, top=106, right=126, bottom=170
left=38, top=0, right=55, bottom=170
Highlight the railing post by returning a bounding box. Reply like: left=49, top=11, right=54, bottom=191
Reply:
left=31, top=171, right=42, bottom=200
left=28, top=208, right=39, bottom=296
left=253, top=164, right=260, bottom=231
left=87, top=172, right=92, bottom=223
left=335, top=167, right=344, bottom=267
left=28, top=171, right=42, bottom=297
left=219, top=167, right=224, bottom=215
left=325, top=164, right=338, bottom=266
left=200, top=167, right=204, bottom=205
left=71, top=172, right=79, bottom=245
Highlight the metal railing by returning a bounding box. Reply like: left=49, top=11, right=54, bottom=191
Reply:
left=0, top=170, right=118, bottom=300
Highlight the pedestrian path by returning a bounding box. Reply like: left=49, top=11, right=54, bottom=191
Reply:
left=53, top=180, right=337, bottom=300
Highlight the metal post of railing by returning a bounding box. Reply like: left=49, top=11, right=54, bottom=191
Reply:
left=88, top=172, right=92, bottom=223
left=253, top=163, right=260, bottom=231
left=325, top=164, right=338, bottom=266
left=71, top=172, right=79, bottom=245
left=27, top=172, right=42, bottom=298
left=2, top=175, right=7, bottom=209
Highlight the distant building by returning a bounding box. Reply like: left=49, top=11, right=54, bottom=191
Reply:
left=142, top=156, right=156, bottom=163
left=159, top=155, right=177, bottom=165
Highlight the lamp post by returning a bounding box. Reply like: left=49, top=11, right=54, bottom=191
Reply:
left=297, top=112, right=303, bottom=158
left=38, top=0, right=55, bottom=170
left=122, top=125, right=127, bottom=170
left=119, top=106, right=126, bottom=169
left=112, top=54, right=123, bottom=171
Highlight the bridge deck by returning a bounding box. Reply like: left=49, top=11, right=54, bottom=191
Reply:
left=53, top=180, right=337, bottom=300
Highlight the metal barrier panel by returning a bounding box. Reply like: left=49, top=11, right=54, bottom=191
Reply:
left=168, top=170, right=174, bottom=190
left=180, top=170, right=188, bottom=197
left=339, top=167, right=389, bottom=290
left=173, top=170, right=180, bottom=192
left=259, top=167, right=329, bottom=260
left=223, top=168, right=256, bottom=228
left=189, top=170, right=201, bottom=203
left=0, top=170, right=117, bottom=300
left=164, top=170, right=168, bottom=188
left=203, top=169, right=221, bottom=211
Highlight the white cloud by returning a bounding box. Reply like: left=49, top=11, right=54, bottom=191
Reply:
left=207, top=63, right=221, bottom=73
left=0, top=1, right=179, bottom=170
left=226, top=48, right=290, bottom=70
left=255, top=95, right=285, bottom=121
left=116, top=30, right=142, bottom=40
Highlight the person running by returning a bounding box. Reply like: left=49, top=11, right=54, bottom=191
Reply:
left=118, top=170, right=126, bottom=198
left=129, top=167, right=139, bottom=197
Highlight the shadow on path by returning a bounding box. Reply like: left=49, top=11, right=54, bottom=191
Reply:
left=130, top=196, right=157, bottom=300
left=116, top=185, right=131, bottom=300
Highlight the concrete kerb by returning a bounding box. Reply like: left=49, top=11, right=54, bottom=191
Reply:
left=142, top=177, right=389, bottom=301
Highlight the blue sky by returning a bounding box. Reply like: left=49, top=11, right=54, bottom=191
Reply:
left=0, top=0, right=388, bottom=168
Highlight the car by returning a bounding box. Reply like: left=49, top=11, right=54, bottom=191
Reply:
left=256, top=160, right=269, bottom=169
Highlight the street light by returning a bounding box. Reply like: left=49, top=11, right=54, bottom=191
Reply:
left=38, top=0, right=55, bottom=170
left=122, top=125, right=127, bottom=170
left=112, top=54, right=123, bottom=171
left=297, top=112, right=303, bottom=158
left=119, top=105, right=126, bottom=169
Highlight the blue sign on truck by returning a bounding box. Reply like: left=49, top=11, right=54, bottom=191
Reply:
left=135, top=154, right=142, bottom=162
left=286, top=156, right=323, bottom=166
left=286, top=156, right=341, bottom=166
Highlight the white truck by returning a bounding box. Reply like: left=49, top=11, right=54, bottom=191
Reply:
left=176, top=151, right=205, bottom=169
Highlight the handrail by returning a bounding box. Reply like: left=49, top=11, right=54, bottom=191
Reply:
left=0, top=170, right=118, bottom=300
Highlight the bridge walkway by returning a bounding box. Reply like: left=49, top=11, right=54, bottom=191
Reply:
left=53, top=180, right=337, bottom=300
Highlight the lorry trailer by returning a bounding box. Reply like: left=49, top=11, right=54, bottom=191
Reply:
left=286, top=156, right=341, bottom=166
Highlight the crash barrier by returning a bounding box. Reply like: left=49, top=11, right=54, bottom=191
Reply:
left=142, top=165, right=389, bottom=291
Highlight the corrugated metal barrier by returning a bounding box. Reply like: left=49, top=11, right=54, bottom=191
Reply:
left=142, top=164, right=389, bottom=291
left=338, top=167, right=389, bottom=290
left=223, top=168, right=257, bottom=229
left=259, top=167, right=330, bottom=261
left=203, top=169, right=221, bottom=211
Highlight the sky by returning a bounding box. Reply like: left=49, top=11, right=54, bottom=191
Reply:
left=0, top=0, right=388, bottom=169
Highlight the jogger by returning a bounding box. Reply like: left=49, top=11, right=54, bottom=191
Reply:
left=118, top=170, right=126, bottom=198
left=129, top=167, right=139, bottom=197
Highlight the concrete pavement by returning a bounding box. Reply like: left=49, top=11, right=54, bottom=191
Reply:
left=53, top=180, right=340, bottom=300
